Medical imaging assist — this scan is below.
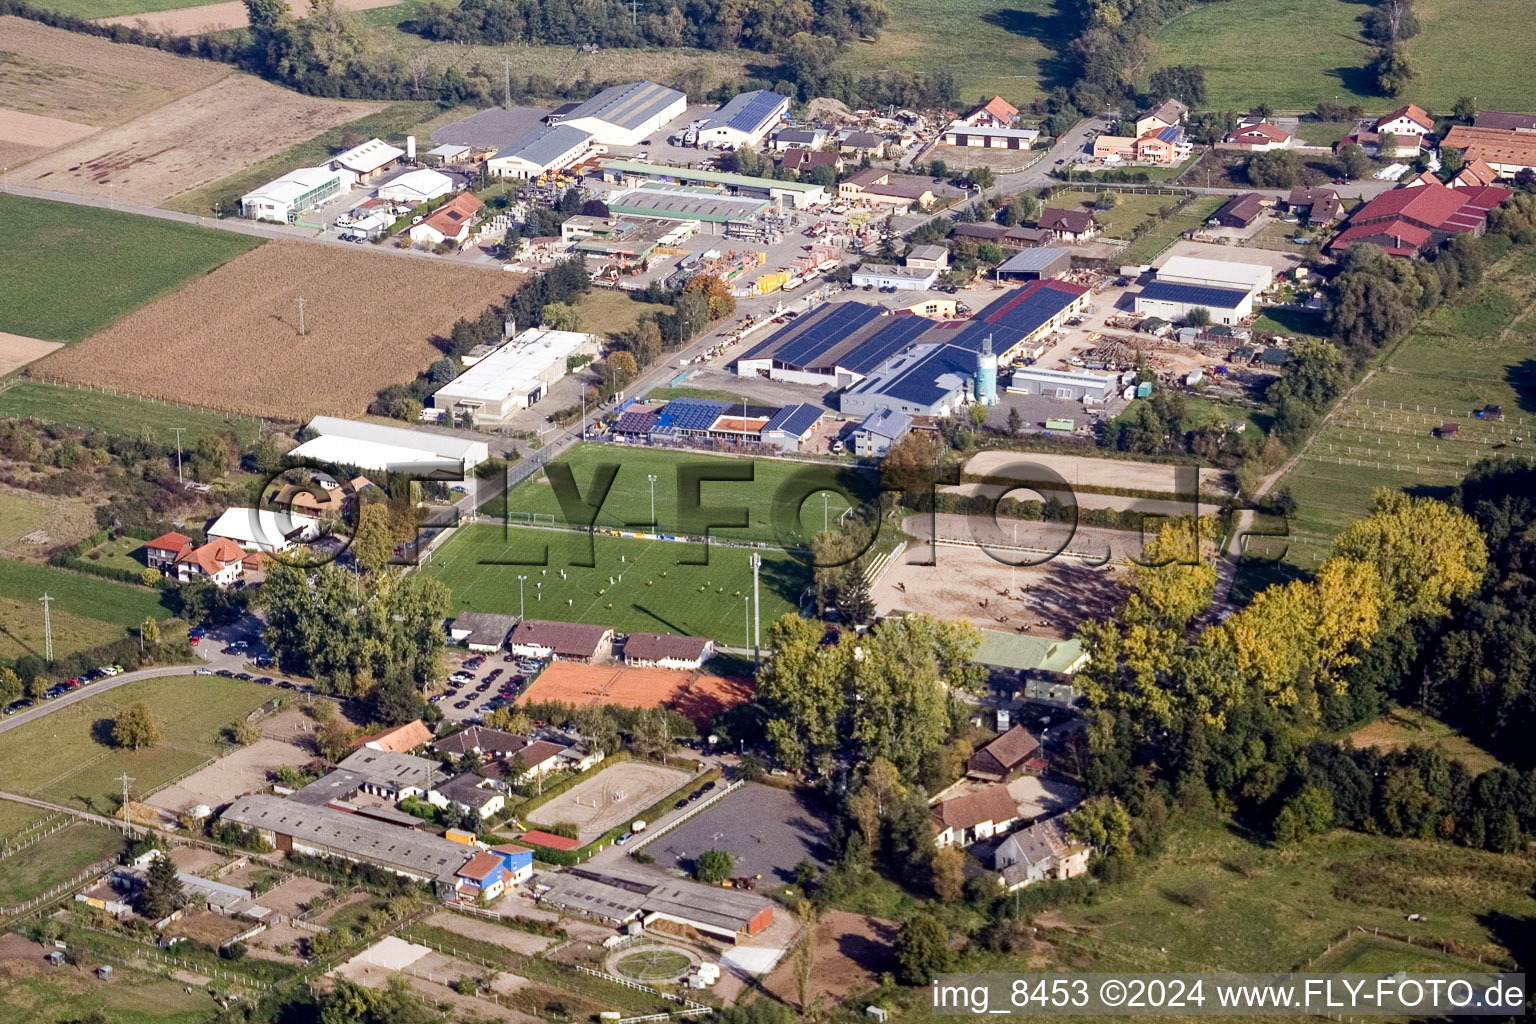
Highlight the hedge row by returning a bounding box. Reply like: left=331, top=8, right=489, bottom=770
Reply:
left=49, top=527, right=162, bottom=587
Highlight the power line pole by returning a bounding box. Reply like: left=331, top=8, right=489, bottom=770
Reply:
left=504, top=59, right=511, bottom=110
left=296, top=297, right=307, bottom=336
left=115, top=772, right=135, bottom=834
left=39, top=594, right=53, bottom=663
left=749, top=552, right=761, bottom=665
left=169, top=427, right=186, bottom=485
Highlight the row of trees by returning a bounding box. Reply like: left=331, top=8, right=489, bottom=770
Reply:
left=410, top=0, right=890, bottom=54
left=1074, top=472, right=1536, bottom=856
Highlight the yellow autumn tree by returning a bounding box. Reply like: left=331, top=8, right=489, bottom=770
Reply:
left=1331, top=490, right=1486, bottom=630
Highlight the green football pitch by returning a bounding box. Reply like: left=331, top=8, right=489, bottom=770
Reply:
left=485, top=444, right=872, bottom=546
left=424, top=525, right=815, bottom=642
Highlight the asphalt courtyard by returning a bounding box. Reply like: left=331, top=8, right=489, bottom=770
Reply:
left=647, top=782, right=833, bottom=884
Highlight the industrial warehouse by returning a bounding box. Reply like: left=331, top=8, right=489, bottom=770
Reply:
left=431, top=328, right=601, bottom=423
left=548, top=80, right=688, bottom=146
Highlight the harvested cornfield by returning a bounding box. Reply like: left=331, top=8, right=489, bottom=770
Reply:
left=18, top=74, right=380, bottom=205
left=96, top=0, right=400, bottom=35
left=0, top=16, right=228, bottom=90
left=37, top=242, right=520, bottom=421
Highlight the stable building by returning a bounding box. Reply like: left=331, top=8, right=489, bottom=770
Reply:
left=220, top=794, right=471, bottom=886
left=639, top=880, right=774, bottom=942
left=941, top=122, right=1040, bottom=150
left=432, top=328, right=600, bottom=423
left=696, top=90, right=790, bottom=148
left=551, top=81, right=687, bottom=147
left=485, top=124, right=600, bottom=180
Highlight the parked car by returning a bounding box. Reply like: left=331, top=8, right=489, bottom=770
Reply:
left=194, top=668, right=214, bottom=676
left=615, top=832, right=634, bottom=846
left=454, top=700, right=471, bottom=709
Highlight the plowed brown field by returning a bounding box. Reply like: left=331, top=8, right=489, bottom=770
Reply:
left=0, top=16, right=227, bottom=89
left=36, top=242, right=521, bottom=421
left=96, top=0, right=399, bottom=35
left=18, top=75, right=380, bottom=204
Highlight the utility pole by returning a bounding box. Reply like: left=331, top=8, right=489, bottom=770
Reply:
left=518, top=575, right=527, bottom=619
left=169, top=427, right=186, bottom=485
left=296, top=297, right=307, bottom=336
left=39, top=594, right=53, bottom=664
left=504, top=59, right=511, bottom=110
left=630, top=0, right=638, bottom=24
left=749, top=552, right=761, bottom=664
left=116, top=773, right=134, bottom=834
left=647, top=474, right=658, bottom=528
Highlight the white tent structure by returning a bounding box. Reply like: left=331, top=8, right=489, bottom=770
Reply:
left=206, top=508, right=320, bottom=553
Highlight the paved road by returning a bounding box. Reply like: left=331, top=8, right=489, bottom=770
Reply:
left=1, top=183, right=507, bottom=271
left=0, top=663, right=202, bottom=737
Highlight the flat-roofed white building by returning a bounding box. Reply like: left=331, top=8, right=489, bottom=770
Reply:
left=1154, top=255, right=1273, bottom=293
left=333, top=137, right=405, bottom=182
left=240, top=165, right=353, bottom=222
left=293, top=416, right=490, bottom=473
left=433, top=329, right=601, bottom=424
left=376, top=168, right=455, bottom=204
left=696, top=90, right=790, bottom=148
left=485, top=124, right=600, bottom=180
left=941, top=122, right=1041, bottom=150
left=551, top=81, right=687, bottom=147
left=207, top=507, right=320, bottom=553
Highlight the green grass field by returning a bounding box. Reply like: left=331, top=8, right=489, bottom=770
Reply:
left=425, top=524, right=809, bottom=642
left=1153, top=0, right=1533, bottom=112
left=0, top=196, right=258, bottom=343
left=0, top=675, right=274, bottom=814
left=0, top=822, right=123, bottom=906
left=835, top=0, right=1067, bottom=108
left=0, top=558, right=173, bottom=660
left=1347, top=708, right=1503, bottom=775
left=0, top=798, right=50, bottom=840
left=0, top=957, right=215, bottom=1024
left=1309, top=935, right=1490, bottom=974
left=1268, top=247, right=1536, bottom=569
left=1118, top=195, right=1227, bottom=265
left=20, top=0, right=214, bottom=16
left=0, top=491, right=55, bottom=548
left=1043, top=818, right=1531, bottom=974
left=486, top=444, right=867, bottom=545
left=0, top=380, right=263, bottom=442
left=79, top=536, right=149, bottom=577
left=1046, top=190, right=1179, bottom=240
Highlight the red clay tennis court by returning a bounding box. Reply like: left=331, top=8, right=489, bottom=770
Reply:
left=518, top=661, right=753, bottom=727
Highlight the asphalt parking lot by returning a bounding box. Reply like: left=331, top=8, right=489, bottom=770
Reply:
left=649, top=782, right=834, bottom=883
left=432, top=650, right=544, bottom=724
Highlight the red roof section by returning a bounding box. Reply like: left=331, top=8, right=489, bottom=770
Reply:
left=147, top=532, right=192, bottom=552
left=1231, top=122, right=1291, bottom=143
left=977, top=278, right=1090, bottom=325
left=517, top=830, right=581, bottom=851
left=456, top=850, right=504, bottom=880
left=1378, top=103, right=1433, bottom=131
left=972, top=95, right=1018, bottom=122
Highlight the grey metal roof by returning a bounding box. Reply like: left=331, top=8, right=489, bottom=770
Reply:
left=640, top=879, right=772, bottom=932
left=290, top=769, right=366, bottom=806
left=702, top=90, right=788, bottom=134
left=492, top=124, right=593, bottom=165
left=559, top=81, right=685, bottom=132
left=221, top=794, right=469, bottom=880
left=453, top=610, right=520, bottom=647
left=996, top=247, right=1071, bottom=275
left=606, top=187, right=770, bottom=222
left=337, top=749, right=440, bottom=791
left=857, top=407, right=913, bottom=440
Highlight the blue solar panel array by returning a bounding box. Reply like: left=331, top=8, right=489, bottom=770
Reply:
left=975, top=284, right=1083, bottom=338
left=657, top=399, right=732, bottom=431
left=840, top=315, right=933, bottom=374
left=881, top=345, right=978, bottom=406
left=718, top=90, right=788, bottom=133
left=1139, top=281, right=1249, bottom=308
left=772, top=303, right=885, bottom=369
left=763, top=403, right=823, bottom=436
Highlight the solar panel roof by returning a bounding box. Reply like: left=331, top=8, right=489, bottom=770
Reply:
left=973, top=280, right=1087, bottom=335
left=882, top=345, right=978, bottom=406
left=839, top=314, right=934, bottom=374
left=772, top=302, right=886, bottom=369
left=658, top=399, right=732, bottom=431
left=762, top=403, right=823, bottom=436
left=703, top=90, right=788, bottom=133
left=1138, top=281, right=1250, bottom=309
